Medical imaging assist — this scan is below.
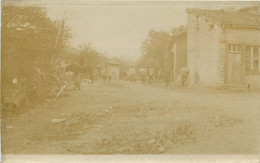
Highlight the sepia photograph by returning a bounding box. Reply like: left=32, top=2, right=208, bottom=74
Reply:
left=1, top=0, right=260, bottom=162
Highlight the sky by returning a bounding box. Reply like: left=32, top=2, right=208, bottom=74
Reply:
left=45, top=1, right=255, bottom=61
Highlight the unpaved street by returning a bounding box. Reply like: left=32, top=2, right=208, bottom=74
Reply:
left=2, top=81, right=260, bottom=154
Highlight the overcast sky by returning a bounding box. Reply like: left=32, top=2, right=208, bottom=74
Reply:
left=46, top=1, right=255, bottom=61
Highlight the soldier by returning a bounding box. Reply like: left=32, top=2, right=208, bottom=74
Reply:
left=74, top=73, right=81, bottom=90
left=163, top=63, right=171, bottom=87
left=148, top=66, right=154, bottom=85
left=128, top=66, right=136, bottom=84
left=89, top=66, right=95, bottom=84
left=102, top=68, right=107, bottom=81
left=107, top=67, right=112, bottom=82
left=139, top=67, right=147, bottom=84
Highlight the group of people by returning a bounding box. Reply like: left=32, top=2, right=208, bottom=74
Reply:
left=101, top=67, right=113, bottom=82
left=128, top=64, right=170, bottom=86
left=60, top=62, right=189, bottom=88
left=128, top=66, right=155, bottom=84
left=128, top=64, right=189, bottom=87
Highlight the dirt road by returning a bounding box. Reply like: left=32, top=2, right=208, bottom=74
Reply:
left=2, top=81, right=260, bottom=154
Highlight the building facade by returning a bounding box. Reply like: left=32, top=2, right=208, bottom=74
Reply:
left=107, top=62, right=120, bottom=80
left=168, top=31, right=187, bottom=82
left=186, top=6, right=260, bottom=88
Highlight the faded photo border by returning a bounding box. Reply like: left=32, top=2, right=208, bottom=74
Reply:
left=1, top=0, right=260, bottom=162
left=2, top=155, right=260, bottom=163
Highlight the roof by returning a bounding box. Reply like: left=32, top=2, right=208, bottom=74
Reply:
left=186, top=6, right=260, bottom=27
left=168, top=31, right=187, bottom=51
left=171, top=31, right=187, bottom=39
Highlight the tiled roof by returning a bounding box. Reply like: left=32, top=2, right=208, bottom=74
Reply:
left=186, top=6, right=260, bottom=27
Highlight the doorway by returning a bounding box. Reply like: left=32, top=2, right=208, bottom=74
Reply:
left=226, top=44, right=242, bottom=84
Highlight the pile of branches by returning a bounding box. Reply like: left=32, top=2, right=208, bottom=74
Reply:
left=1, top=64, right=68, bottom=113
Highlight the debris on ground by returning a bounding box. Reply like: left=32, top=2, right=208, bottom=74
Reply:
left=206, top=112, right=243, bottom=127
left=93, top=120, right=199, bottom=154
left=6, top=126, right=14, bottom=129
left=51, top=118, right=66, bottom=124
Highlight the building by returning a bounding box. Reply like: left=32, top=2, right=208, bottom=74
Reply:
left=107, top=61, right=120, bottom=80
left=168, top=31, right=187, bottom=82
left=186, top=6, right=260, bottom=88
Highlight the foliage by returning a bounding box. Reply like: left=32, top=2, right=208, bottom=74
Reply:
left=140, top=29, right=171, bottom=68
left=138, top=26, right=186, bottom=69
left=61, top=47, right=81, bottom=65
left=2, top=5, right=70, bottom=88
left=1, top=5, right=71, bottom=103
left=79, top=44, right=106, bottom=67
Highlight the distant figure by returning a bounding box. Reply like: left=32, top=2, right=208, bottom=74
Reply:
left=89, top=66, right=95, bottom=84
left=107, top=68, right=112, bottom=82
left=139, top=67, right=147, bottom=84
left=102, top=68, right=107, bottom=81
left=148, top=66, right=154, bottom=85
left=163, top=63, right=171, bottom=87
left=180, top=67, right=189, bottom=86
left=157, top=69, right=161, bottom=80
left=128, top=66, right=136, bottom=84
left=74, top=73, right=81, bottom=90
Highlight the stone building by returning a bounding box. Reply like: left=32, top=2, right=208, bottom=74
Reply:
left=186, top=6, right=260, bottom=88
left=168, top=31, right=187, bottom=82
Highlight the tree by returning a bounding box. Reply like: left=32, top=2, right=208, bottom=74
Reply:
left=79, top=44, right=105, bottom=67
left=140, top=29, right=171, bottom=68
left=1, top=5, right=71, bottom=89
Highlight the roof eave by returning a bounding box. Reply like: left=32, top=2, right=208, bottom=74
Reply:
left=223, top=24, right=260, bottom=29
left=171, top=31, right=187, bottom=38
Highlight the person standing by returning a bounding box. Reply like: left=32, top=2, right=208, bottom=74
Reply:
left=148, top=66, right=154, bottom=85
left=128, top=66, right=136, bottom=84
left=101, top=68, right=106, bottom=81
left=164, top=63, right=171, bottom=87
left=75, top=72, right=81, bottom=90
left=104, top=68, right=109, bottom=81
left=107, top=68, right=112, bottom=82
left=139, top=67, right=147, bottom=84
left=157, top=69, right=161, bottom=80
left=89, top=65, right=95, bottom=84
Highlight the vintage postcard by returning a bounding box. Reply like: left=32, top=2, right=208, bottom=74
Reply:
left=1, top=0, right=260, bottom=162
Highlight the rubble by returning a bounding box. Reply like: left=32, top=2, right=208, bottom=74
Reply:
left=93, top=121, right=199, bottom=154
